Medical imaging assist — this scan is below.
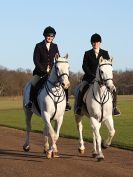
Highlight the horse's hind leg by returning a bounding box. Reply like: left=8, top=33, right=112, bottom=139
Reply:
left=75, top=115, right=85, bottom=154
left=23, top=109, right=33, bottom=152
left=103, top=116, right=115, bottom=148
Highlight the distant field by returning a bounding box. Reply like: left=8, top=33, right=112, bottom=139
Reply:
left=0, top=96, right=133, bottom=150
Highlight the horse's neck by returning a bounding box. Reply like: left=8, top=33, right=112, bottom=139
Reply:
left=48, top=75, right=58, bottom=84
left=48, top=69, right=59, bottom=85
left=47, top=75, right=63, bottom=94
left=93, top=81, right=107, bottom=98
left=45, top=79, right=65, bottom=104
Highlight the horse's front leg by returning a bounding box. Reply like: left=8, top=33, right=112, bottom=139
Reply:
left=91, top=131, right=98, bottom=158
left=75, top=115, right=85, bottom=154
left=43, top=124, right=49, bottom=154
left=102, top=116, right=115, bottom=148
left=52, top=116, right=64, bottom=157
left=90, top=117, right=104, bottom=161
left=42, top=111, right=57, bottom=159
left=23, top=109, right=33, bottom=152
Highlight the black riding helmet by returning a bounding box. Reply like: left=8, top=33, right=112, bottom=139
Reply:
left=91, top=33, right=102, bottom=43
left=43, top=26, right=56, bottom=37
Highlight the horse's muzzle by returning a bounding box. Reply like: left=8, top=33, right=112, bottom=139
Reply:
left=62, top=81, right=70, bottom=89
left=107, top=85, right=115, bottom=93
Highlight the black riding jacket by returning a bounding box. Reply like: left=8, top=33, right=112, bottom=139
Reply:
left=33, top=40, right=59, bottom=76
left=82, top=48, right=110, bottom=83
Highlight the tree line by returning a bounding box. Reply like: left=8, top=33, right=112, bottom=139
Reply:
left=0, top=66, right=133, bottom=96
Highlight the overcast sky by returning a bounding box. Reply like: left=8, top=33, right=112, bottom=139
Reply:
left=0, top=0, right=133, bottom=72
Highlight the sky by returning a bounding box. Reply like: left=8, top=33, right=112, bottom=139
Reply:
left=0, top=0, right=133, bottom=73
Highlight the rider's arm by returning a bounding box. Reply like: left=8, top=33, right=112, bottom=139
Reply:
left=56, top=44, right=60, bottom=56
left=82, top=52, right=95, bottom=77
left=33, top=44, right=45, bottom=71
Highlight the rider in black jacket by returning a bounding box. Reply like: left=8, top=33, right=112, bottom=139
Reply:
left=76, top=33, right=120, bottom=116
left=25, top=26, right=71, bottom=111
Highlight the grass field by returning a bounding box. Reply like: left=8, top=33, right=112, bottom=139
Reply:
left=0, top=96, right=133, bottom=150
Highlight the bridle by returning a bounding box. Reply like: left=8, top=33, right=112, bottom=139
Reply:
left=92, top=62, right=113, bottom=122
left=44, top=60, right=69, bottom=120
left=97, top=63, right=113, bottom=86
left=46, top=60, right=69, bottom=95
left=54, top=61, right=69, bottom=84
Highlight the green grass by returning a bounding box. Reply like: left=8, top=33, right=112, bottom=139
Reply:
left=0, top=96, right=133, bottom=151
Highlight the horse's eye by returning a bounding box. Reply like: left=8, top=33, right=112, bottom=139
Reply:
left=56, top=66, right=59, bottom=71
left=100, top=70, right=103, bottom=74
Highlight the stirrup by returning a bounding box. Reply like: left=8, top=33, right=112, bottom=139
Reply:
left=113, top=107, right=121, bottom=116
left=65, top=102, right=71, bottom=111
left=75, top=107, right=82, bottom=116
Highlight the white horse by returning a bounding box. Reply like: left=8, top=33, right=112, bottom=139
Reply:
left=74, top=57, right=115, bottom=161
left=23, top=54, right=70, bottom=158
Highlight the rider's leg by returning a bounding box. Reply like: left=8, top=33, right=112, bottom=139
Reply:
left=65, top=89, right=71, bottom=111
left=25, top=75, right=40, bottom=110
left=112, top=89, right=121, bottom=116
left=76, top=81, right=89, bottom=115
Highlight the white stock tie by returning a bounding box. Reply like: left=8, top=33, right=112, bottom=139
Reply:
left=95, top=52, right=98, bottom=58
left=46, top=43, right=50, bottom=51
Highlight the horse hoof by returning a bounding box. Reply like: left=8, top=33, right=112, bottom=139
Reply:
left=97, top=157, right=104, bottom=162
left=92, top=153, right=98, bottom=158
left=102, top=142, right=109, bottom=149
left=52, top=151, right=59, bottom=158
left=78, top=148, right=85, bottom=154
left=97, top=154, right=104, bottom=162
left=46, top=151, right=52, bottom=159
left=43, top=150, right=47, bottom=154
left=23, top=145, right=30, bottom=152
left=43, top=148, right=49, bottom=154
left=91, top=150, right=98, bottom=158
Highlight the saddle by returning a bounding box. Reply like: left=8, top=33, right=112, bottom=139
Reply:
left=82, top=84, right=90, bottom=100
left=75, top=83, right=90, bottom=113
left=33, top=76, right=48, bottom=114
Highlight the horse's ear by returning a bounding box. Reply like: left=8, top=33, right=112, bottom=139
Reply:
left=109, top=57, right=113, bottom=64
left=55, top=53, right=59, bottom=60
left=65, top=53, right=68, bottom=59
left=99, top=56, right=103, bottom=64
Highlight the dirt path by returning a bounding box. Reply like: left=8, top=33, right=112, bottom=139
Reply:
left=0, top=126, right=133, bottom=177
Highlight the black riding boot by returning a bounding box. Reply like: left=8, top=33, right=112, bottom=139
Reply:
left=112, top=90, right=121, bottom=116
left=65, top=89, right=71, bottom=111
left=25, top=85, right=35, bottom=110
left=75, top=90, right=84, bottom=115
left=76, top=84, right=89, bottom=115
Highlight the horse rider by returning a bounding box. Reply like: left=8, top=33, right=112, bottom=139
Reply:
left=75, top=33, right=121, bottom=116
left=25, top=26, right=71, bottom=111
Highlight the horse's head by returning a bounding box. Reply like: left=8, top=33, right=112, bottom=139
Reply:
left=96, top=56, right=115, bottom=92
left=49, top=53, right=70, bottom=89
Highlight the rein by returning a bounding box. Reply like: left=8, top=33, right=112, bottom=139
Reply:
left=45, top=80, right=65, bottom=102
left=44, top=60, right=69, bottom=120
left=92, top=86, right=110, bottom=122
left=92, top=62, right=112, bottom=122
